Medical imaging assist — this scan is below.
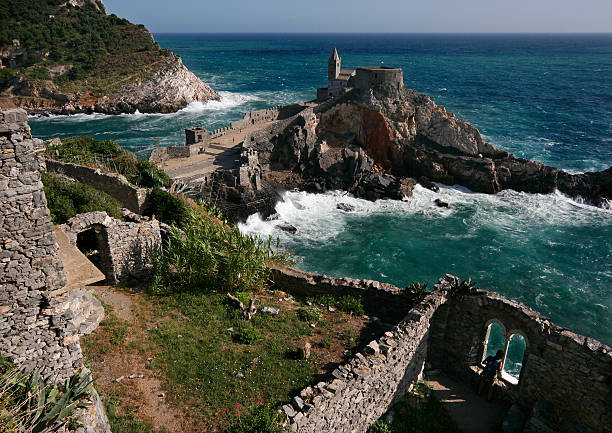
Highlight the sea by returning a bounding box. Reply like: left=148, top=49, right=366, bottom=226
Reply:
left=29, top=34, right=612, bottom=350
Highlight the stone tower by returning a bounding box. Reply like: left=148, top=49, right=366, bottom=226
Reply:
left=328, top=47, right=341, bottom=81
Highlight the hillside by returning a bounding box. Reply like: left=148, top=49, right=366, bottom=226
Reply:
left=0, top=0, right=219, bottom=114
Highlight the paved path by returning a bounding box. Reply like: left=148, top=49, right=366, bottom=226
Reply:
left=162, top=120, right=278, bottom=184
left=426, top=373, right=506, bottom=433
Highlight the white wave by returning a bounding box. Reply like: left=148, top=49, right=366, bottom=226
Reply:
left=179, top=91, right=261, bottom=113
left=239, top=184, right=612, bottom=247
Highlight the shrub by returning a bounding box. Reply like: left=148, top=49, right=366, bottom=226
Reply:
left=46, top=137, right=171, bottom=188
left=146, top=187, right=189, bottom=227
left=149, top=207, right=287, bottom=295
left=406, top=282, right=428, bottom=301
left=297, top=307, right=323, bottom=323
left=41, top=171, right=123, bottom=224
left=226, top=406, right=284, bottom=433
left=235, top=328, right=261, bottom=345
left=0, top=358, right=93, bottom=433
left=368, top=419, right=393, bottom=433
left=311, top=295, right=365, bottom=315
left=0, top=68, right=15, bottom=89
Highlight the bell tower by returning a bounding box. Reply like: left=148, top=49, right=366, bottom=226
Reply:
left=328, top=48, right=341, bottom=81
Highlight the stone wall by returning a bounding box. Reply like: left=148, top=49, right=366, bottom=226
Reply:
left=281, top=277, right=448, bottom=432
left=0, top=109, right=82, bottom=380
left=270, top=264, right=413, bottom=323
left=45, top=159, right=150, bottom=214
left=59, top=211, right=161, bottom=284
left=428, top=275, right=612, bottom=433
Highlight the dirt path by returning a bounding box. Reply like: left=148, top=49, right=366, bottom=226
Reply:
left=84, top=285, right=191, bottom=433
left=426, top=373, right=506, bottom=433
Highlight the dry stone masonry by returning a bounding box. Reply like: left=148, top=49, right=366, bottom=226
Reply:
left=276, top=269, right=612, bottom=433
left=59, top=211, right=161, bottom=284
left=0, top=109, right=82, bottom=380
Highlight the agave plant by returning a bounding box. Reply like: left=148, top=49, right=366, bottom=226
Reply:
left=407, top=282, right=429, bottom=301
left=0, top=360, right=93, bottom=433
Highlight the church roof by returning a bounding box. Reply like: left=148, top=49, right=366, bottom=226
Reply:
left=337, top=69, right=356, bottom=80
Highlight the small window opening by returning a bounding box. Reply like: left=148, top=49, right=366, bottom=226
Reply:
left=483, top=321, right=505, bottom=360
left=502, top=333, right=526, bottom=385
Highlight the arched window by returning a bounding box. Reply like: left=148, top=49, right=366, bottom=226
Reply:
left=501, top=333, right=527, bottom=385
left=483, top=321, right=506, bottom=361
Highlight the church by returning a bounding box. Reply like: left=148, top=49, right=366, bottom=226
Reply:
left=317, top=48, right=404, bottom=100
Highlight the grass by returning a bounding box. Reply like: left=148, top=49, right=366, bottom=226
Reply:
left=81, top=283, right=383, bottom=432
left=148, top=291, right=318, bottom=428
left=46, top=136, right=171, bottom=188
left=308, top=294, right=365, bottom=315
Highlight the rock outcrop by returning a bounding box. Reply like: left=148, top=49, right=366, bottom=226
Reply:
left=0, top=0, right=219, bottom=115
left=244, top=84, right=611, bottom=207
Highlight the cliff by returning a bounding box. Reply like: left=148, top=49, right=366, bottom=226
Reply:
left=0, top=0, right=219, bottom=114
left=245, top=85, right=611, bottom=206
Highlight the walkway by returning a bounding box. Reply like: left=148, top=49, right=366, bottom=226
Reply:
left=161, top=120, right=278, bottom=184
left=426, top=372, right=506, bottom=433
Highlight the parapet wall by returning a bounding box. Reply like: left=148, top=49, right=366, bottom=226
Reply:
left=0, top=109, right=82, bottom=381
left=45, top=159, right=150, bottom=214
left=59, top=211, right=161, bottom=285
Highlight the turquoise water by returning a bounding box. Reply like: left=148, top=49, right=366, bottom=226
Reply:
left=29, top=34, right=612, bottom=345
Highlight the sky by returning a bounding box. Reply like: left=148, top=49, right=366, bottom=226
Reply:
left=103, top=0, right=612, bottom=34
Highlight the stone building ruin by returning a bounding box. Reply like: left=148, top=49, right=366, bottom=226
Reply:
left=59, top=211, right=161, bottom=285
left=274, top=270, right=612, bottom=433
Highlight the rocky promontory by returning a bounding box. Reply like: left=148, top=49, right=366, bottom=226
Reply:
left=241, top=84, right=611, bottom=208
left=0, top=0, right=219, bottom=115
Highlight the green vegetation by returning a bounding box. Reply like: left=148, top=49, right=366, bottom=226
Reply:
left=149, top=207, right=286, bottom=295
left=46, top=136, right=171, bottom=188
left=0, top=358, right=93, bottom=433
left=41, top=171, right=123, bottom=224
left=235, top=328, right=261, bottom=345
left=148, top=291, right=317, bottom=429
left=297, top=307, right=324, bottom=323
left=367, top=383, right=461, bottom=433
left=226, top=406, right=284, bottom=433
left=146, top=186, right=189, bottom=227
left=0, top=68, right=15, bottom=90
left=0, top=0, right=172, bottom=95
left=406, top=282, right=429, bottom=301
left=308, top=294, right=365, bottom=315
left=104, top=396, right=154, bottom=433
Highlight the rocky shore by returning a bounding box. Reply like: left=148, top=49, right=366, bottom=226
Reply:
left=254, top=85, right=611, bottom=206
left=194, top=84, right=611, bottom=221
left=0, top=0, right=219, bottom=115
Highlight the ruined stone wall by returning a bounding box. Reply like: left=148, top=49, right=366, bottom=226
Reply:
left=0, top=109, right=82, bottom=380
left=277, top=270, right=611, bottom=433
left=45, top=159, right=150, bottom=214
left=230, top=107, right=281, bottom=130
left=270, top=264, right=413, bottom=323
left=428, top=276, right=612, bottom=433
left=59, top=211, right=161, bottom=284
left=282, top=280, right=448, bottom=432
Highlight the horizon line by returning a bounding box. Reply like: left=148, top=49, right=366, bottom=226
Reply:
left=150, top=31, right=612, bottom=35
